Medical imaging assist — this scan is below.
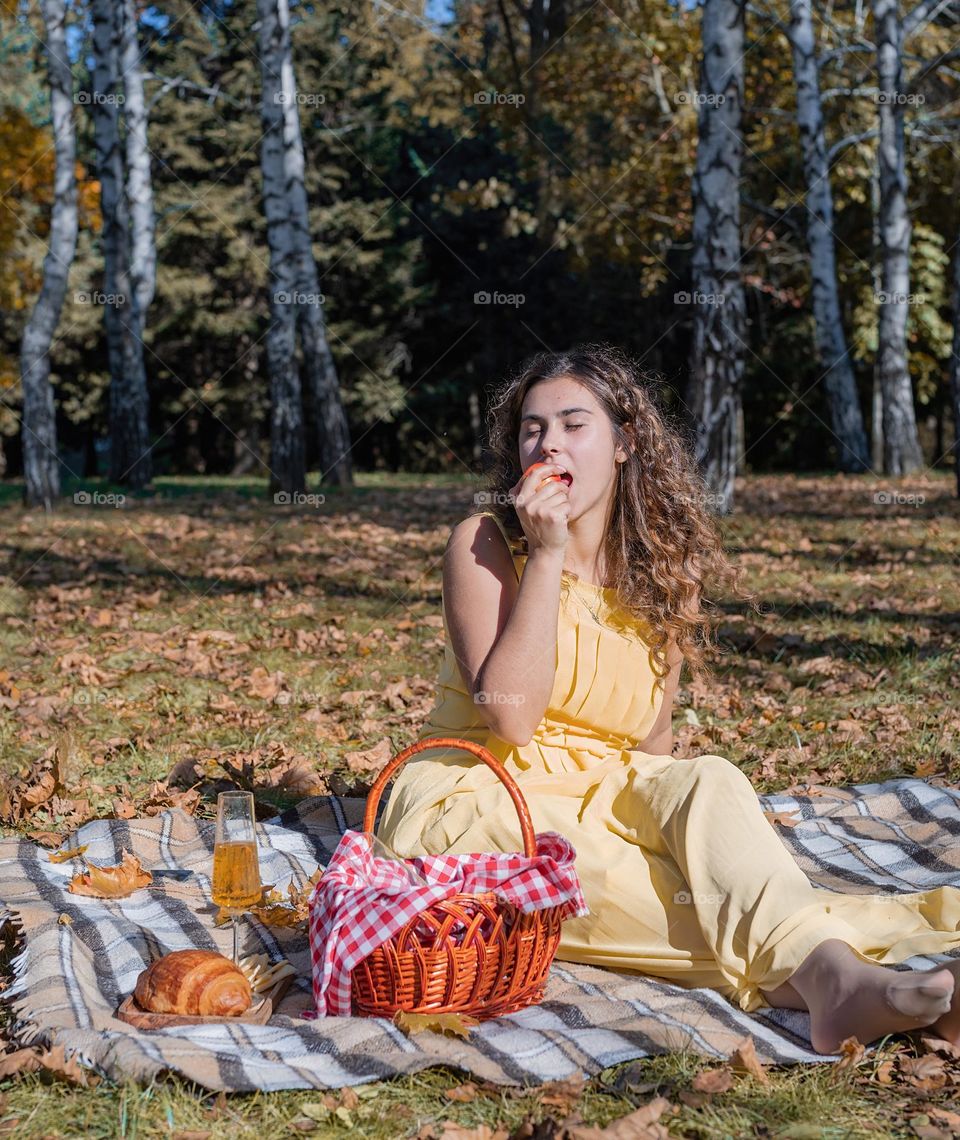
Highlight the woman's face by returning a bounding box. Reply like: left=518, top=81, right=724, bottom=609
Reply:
left=517, top=376, right=626, bottom=519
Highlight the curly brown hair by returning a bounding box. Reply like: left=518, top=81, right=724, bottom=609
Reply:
left=476, top=342, right=760, bottom=687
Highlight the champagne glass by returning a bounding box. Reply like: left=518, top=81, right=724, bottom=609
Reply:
left=211, top=791, right=262, bottom=963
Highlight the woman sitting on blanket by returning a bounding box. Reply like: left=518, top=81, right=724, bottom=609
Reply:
left=376, top=342, right=960, bottom=1054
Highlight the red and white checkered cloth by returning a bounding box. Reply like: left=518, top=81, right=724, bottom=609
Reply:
left=305, top=830, right=588, bottom=1017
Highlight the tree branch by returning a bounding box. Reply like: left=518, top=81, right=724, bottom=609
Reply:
left=904, top=0, right=958, bottom=41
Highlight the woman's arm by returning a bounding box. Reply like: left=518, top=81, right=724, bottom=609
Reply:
left=443, top=514, right=565, bottom=746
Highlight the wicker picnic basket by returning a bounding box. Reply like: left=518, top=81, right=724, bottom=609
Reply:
left=349, top=736, right=568, bottom=1020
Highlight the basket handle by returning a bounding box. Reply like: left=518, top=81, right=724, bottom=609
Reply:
left=362, top=736, right=537, bottom=858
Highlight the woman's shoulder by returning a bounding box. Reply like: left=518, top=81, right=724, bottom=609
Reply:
left=455, top=510, right=525, bottom=555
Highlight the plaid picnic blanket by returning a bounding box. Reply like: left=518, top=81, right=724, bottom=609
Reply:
left=1, top=778, right=960, bottom=1092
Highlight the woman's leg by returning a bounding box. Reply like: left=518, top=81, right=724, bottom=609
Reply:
left=769, top=939, right=955, bottom=1053
left=626, top=752, right=958, bottom=1051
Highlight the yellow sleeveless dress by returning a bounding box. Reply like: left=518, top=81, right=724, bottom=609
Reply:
left=376, top=511, right=960, bottom=1013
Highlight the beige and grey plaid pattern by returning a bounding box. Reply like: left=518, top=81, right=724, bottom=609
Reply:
left=1, top=779, right=959, bottom=1092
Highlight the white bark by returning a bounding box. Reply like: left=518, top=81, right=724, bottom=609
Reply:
left=786, top=0, right=871, bottom=472
left=687, top=0, right=746, bottom=516
left=20, top=0, right=78, bottom=509
left=121, top=0, right=156, bottom=319
left=873, top=0, right=924, bottom=474
left=257, top=0, right=352, bottom=495
left=91, top=0, right=152, bottom=488
left=257, top=0, right=306, bottom=495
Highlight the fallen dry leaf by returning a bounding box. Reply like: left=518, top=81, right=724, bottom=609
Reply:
left=918, top=1033, right=960, bottom=1061
left=393, top=1010, right=478, bottom=1039
left=437, top=1124, right=507, bottom=1140
left=539, top=1073, right=586, bottom=1111
left=730, top=1034, right=770, bottom=1084
left=344, top=737, right=393, bottom=775
left=899, top=1053, right=948, bottom=1090
left=443, top=1082, right=478, bottom=1102
left=0, top=1042, right=98, bottom=1087
left=564, top=1096, right=674, bottom=1139
left=691, top=1065, right=734, bottom=1093
left=762, top=811, right=801, bottom=828
left=137, top=781, right=201, bottom=817
left=875, top=1058, right=896, bottom=1083
left=832, top=1035, right=866, bottom=1074
left=0, top=1047, right=42, bottom=1080
left=67, top=851, right=153, bottom=898
left=259, top=758, right=328, bottom=795
left=48, top=844, right=88, bottom=864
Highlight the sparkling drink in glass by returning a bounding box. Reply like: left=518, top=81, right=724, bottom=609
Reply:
left=212, top=792, right=261, bottom=961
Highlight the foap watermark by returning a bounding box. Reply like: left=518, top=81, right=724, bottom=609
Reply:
left=72, top=689, right=116, bottom=706
left=675, top=91, right=726, bottom=106
left=875, top=291, right=926, bottom=305
left=74, top=490, right=125, bottom=508
left=873, top=490, right=925, bottom=507
left=474, top=491, right=513, bottom=507
left=274, top=91, right=326, bottom=106
left=265, top=690, right=325, bottom=707
left=75, top=91, right=125, bottom=106
left=474, top=90, right=525, bottom=106
left=74, top=290, right=126, bottom=307
left=274, top=290, right=325, bottom=306
left=677, top=490, right=728, bottom=510
left=474, top=290, right=525, bottom=308
left=474, top=690, right=526, bottom=707
left=674, top=290, right=725, bottom=306
left=274, top=492, right=326, bottom=508
left=673, top=889, right=727, bottom=906
left=874, top=90, right=925, bottom=106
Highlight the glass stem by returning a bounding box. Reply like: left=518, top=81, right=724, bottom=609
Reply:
left=232, top=913, right=239, bottom=964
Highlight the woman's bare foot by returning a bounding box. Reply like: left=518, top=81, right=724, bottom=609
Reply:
left=926, top=960, right=960, bottom=1045
left=783, top=939, right=955, bottom=1054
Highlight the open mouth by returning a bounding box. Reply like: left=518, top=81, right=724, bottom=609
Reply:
left=558, top=472, right=574, bottom=488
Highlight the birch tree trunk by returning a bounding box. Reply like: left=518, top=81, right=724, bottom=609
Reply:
left=91, top=0, right=152, bottom=488
left=870, top=164, right=885, bottom=468
left=257, top=0, right=306, bottom=496
left=120, top=0, right=156, bottom=321
left=257, top=0, right=352, bottom=494
left=20, top=0, right=77, bottom=510
left=786, top=0, right=871, bottom=472
left=949, top=239, right=960, bottom=498
left=873, top=0, right=924, bottom=474
left=686, top=0, right=746, bottom=516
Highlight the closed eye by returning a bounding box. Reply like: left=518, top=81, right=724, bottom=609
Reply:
left=524, top=424, right=585, bottom=436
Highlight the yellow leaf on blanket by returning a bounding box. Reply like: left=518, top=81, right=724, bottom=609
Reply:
left=730, top=1034, right=770, bottom=1084
left=246, top=903, right=308, bottom=929
left=393, top=1010, right=478, bottom=1039
left=66, top=851, right=152, bottom=898
left=762, top=811, right=801, bottom=828
left=48, top=844, right=88, bottom=863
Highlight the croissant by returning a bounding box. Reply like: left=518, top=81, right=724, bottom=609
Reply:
left=133, top=949, right=253, bottom=1017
